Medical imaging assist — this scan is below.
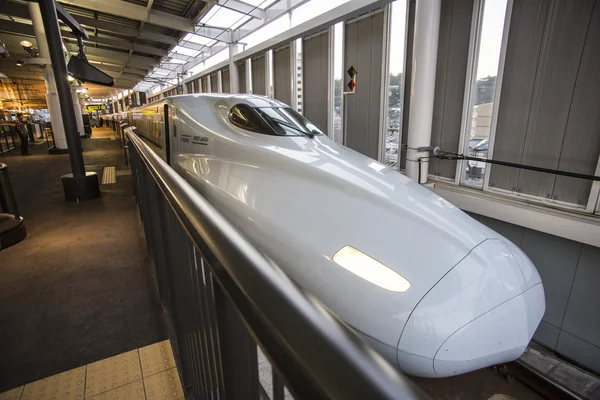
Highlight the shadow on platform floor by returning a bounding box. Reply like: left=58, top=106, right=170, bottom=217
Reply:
left=0, top=130, right=167, bottom=392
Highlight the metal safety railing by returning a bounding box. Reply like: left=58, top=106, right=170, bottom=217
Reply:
left=127, top=130, right=428, bottom=400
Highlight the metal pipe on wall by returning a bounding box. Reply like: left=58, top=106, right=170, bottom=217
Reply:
left=405, top=0, right=441, bottom=183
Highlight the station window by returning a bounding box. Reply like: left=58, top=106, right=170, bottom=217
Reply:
left=459, top=0, right=508, bottom=188
left=332, top=21, right=343, bottom=143
left=384, top=1, right=407, bottom=168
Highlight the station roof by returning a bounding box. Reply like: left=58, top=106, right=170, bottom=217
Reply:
left=0, top=0, right=309, bottom=108
left=0, top=0, right=209, bottom=107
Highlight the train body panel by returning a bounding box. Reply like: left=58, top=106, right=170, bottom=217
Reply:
left=126, top=94, right=545, bottom=377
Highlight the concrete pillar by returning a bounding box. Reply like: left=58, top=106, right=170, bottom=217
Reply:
left=71, top=87, right=85, bottom=137
left=265, top=50, right=272, bottom=97
left=405, top=0, right=441, bottom=183
left=229, top=43, right=239, bottom=93
left=28, top=2, right=67, bottom=150
left=217, top=71, right=223, bottom=93
left=245, top=59, right=252, bottom=94
left=182, top=65, right=188, bottom=94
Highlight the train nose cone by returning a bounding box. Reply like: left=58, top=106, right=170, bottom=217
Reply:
left=397, top=239, right=545, bottom=377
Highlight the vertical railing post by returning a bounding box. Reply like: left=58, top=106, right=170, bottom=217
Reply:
left=213, top=280, right=260, bottom=400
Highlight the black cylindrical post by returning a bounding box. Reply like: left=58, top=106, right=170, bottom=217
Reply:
left=38, top=0, right=84, bottom=178
left=0, top=163, right=27, bottom=250
left=0, top=163, right=20, bottom=219
left=37, top=0, right=100, bottom=201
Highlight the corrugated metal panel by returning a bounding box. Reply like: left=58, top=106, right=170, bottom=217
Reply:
left=561, top=244, right=600, bottom=349
left=429, top=0, right=474, bottom=179
left=491, top=0, right=599, bottom=207
left=210, top=73, right=219, bottom=93
left=202, top=77, right=208, bottom=93
left=303, top=31, right=329, bottom=133
left=344, top=11, right=385, bottom=160
left=273, top=45, right=291, bottom=105
left=252, top=56, right=266, bottom=95
left=489, top=0, right=549, bottom=191
left=551, top=1, right=600, bottom=204
left=222, top=69, right=230, bottom=93
left=517, top=0, right=595, bottom=199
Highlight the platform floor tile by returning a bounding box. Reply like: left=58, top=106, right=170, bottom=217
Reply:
left=0, top=341, right=181, bottom=400
left=0, top=387, right=23, bottom=400
left=139, top=340, right=177, bottom=378
left=87, top=380, right=145, bottom=400
left=143, top=369, right=184, bottom=400
left=21, top=366, right=86, bottom=400
left=85, top=350, right=142, bottom=397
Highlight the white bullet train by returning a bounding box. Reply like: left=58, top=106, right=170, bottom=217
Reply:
left=125, top=94, right=545, bottom=378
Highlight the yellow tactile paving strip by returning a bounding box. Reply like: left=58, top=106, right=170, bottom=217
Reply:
left=0, top=341, right=183, bottom=400
left=139, top=341, right=177, bottom=378
left=144, top=369, right=184, bottom=400
left=85, top=350, right=142, bottom=397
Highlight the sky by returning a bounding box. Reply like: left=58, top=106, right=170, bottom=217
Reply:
left=477, top=0, right=508, bottom=78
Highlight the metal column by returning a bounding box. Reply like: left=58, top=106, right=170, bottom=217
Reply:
left=405, top=0, right=441, bottom=183
left=229, top=43, right=240, bottom=93
left=38, top=0, right=100, bottom=201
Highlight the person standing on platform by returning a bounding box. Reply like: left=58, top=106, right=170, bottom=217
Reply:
left=15, top=115, right=30, bottom=156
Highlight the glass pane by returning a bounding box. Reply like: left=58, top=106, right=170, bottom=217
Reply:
left=461, top=0, right=508, bottom=188
left=333, top=22, right=343, bottom=143
left=385, top=1, right=407, bottom=168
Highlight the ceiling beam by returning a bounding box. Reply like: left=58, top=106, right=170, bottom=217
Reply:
left=64, top=43, right=158, bottom=67
left=0, top=0, right=30, bottom=19
left=57, top=0, right=195, bottom=32
left=61, top=31, right=168, bottom=57
left=72, top=15, right=178, bottom=45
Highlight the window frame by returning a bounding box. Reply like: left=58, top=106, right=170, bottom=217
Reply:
left=431, top=0, right=600, bottom=215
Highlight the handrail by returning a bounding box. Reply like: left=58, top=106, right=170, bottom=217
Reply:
left=127, top=130, right=428, bottom=399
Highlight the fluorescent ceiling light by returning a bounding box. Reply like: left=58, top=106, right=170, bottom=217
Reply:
left=183, top=33, right=216, bottom=47
left=332, top=246, right=411, bottom=292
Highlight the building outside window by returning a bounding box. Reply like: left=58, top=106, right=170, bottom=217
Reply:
left=384, top=0, right=407, bottom=168
left=332, top=22, right=343, bottom=143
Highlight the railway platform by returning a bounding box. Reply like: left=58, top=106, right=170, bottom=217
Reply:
left=0, top=128, right=169, bottom=393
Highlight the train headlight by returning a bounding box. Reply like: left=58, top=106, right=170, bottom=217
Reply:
left=332, top=246, right=410, bottom=292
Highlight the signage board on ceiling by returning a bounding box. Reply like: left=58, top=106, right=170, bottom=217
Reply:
left=85, top=104, right=106, bottom=113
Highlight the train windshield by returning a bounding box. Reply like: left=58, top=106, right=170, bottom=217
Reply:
left=256, top=107, right=323, bottom=138
left=229, top=104, right=323, bottom=137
